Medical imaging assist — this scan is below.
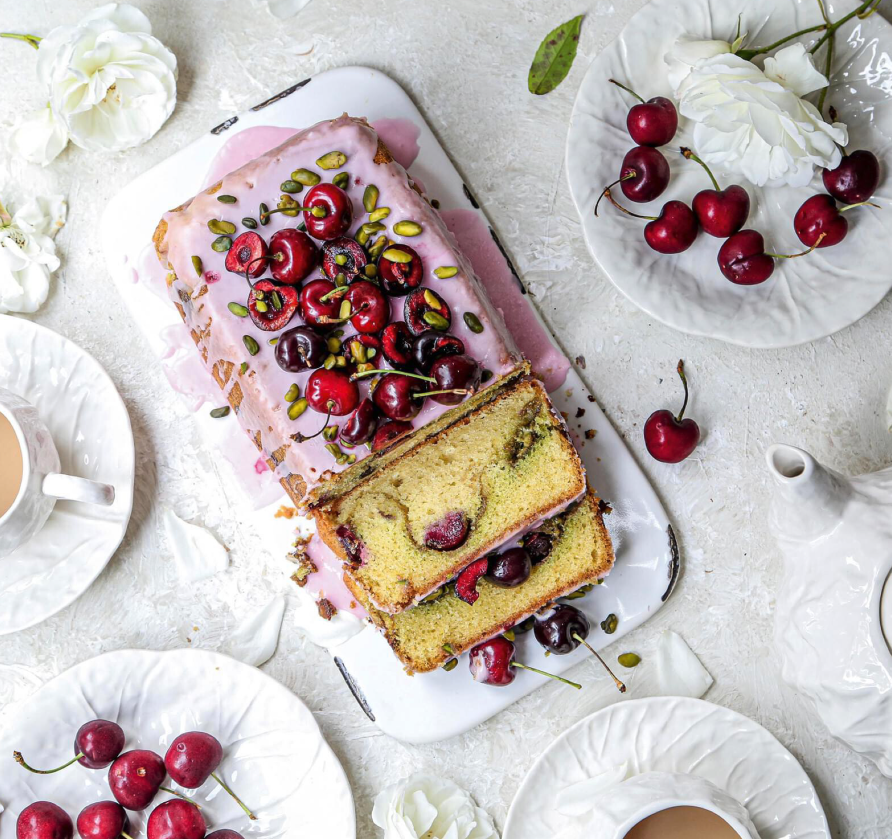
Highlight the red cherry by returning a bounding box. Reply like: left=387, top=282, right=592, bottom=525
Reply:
left=425, top=511, right=471, bottom=553
left=643, top=201, right=698, bottom=254
left=303, top=184, right=353, bottom=240
left=643, top=360, right=700, bottom=463
left=372, top=372, right=425, bottom=420
left=321, top=237, right=367, bottom=283
left=793, top=194, right=848, bottom=248
left=14, top=719, right=125, bottom=775
left=108, top=750, right=166, bottom=811
left=76, top=802, right=130, bottom=839
left=454, top=556, right=488, bottom=603
left=822, top=149, right=880, bottom=204
left=16, top=803, right=73, bottom=839
left=247, top=280, right=299, bottom=331
left=339, top=398, right=378, bottom=447
left=306, top=369, right=359, bottom=416
left=146, top=800, right=206, bottom=839
left=619, top=146, right=670, bottom=203
left=717, top=230, right=775, bottom=285
left=681, top=147, right=749, bottom=237
left=468, top=637, right=581, bottom=689
left=429, top=354, right=481, bottom=404
left=610, top=79, right=677, bottom=146
left=269, top=228, right=318, bottom=285
left=164, top=732, right=221, bottom=788
left=299, top=279, right=341, bottom=328
left=378, top=244, right=424, bottom=296
left=225, top=232, right=268, bottom=278
left=345, top=281, right=389, bottom=333
left=371, top=419, right=413, bottom=451
left=206, top=833, right=245, bottom=839
left=381, top=322, right=415, bottom=369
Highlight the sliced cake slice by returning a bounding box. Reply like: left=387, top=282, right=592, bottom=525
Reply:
left=353, top=490, right=613, bottom=673
left=311, top=375, right=586, bottom=614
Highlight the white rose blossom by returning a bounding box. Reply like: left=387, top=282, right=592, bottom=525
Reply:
left=372, top=773, right=499, bottom=839
left=665, top=40, right=847, bottom=188
left=11, top=3, right=176, bottom=164
left=0, top=195, right=67, bottom=314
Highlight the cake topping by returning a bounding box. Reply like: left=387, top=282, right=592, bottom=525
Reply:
left=371, top=420, right=413, bottom=451
left=225, top=231, right=268, bottom=277
left=339, top=398, right=377, bottom=447
left=485, top=547, right=532, bottom=588
left=425, top=511, right=472, bottom=553
left=299, top=279, right=341, bottom=329
left=268, top=228, right=318, bottom=284
left=381, top=322, right=415, bottom=369
left=378, top=244, right=423, bottom=295
left=372, top=371, right=426, bottom=421
left=454, top=557, right=488, bottom=604
left=275, top=325, right=327, bottom=372
left=404, top=287, right=451, bottom=335
left=247, top=281, right=298, bottom=332
left=321, top=236, right=367, bottom=282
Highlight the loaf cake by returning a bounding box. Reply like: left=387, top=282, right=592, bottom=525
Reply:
left=353, top=490, right=614, bottom=672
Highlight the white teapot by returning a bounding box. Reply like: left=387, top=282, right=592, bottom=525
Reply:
left=767, top=444, right=892, bottom=776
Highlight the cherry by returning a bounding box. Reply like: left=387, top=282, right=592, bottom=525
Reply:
left=595, top=147, right=670, bottom=212
left=598, top=191, right=697, bottom=254
left=340, top=398, right=378, bottom=447
left=247, top=280, right=298, bottom=331
left=14, top=719, right=125, bottom=773
left=345, top=281, right=389, bottom=333
left=275, top=325, right=327, bottom=372
left=16, top=802, right=73, bottom=839
left=412, top=332, right=465, bottom=374
left=336, top=524, right=363, bottom=565
left=486, top=547, right=532, bottom=587
left=206, top=833, right=245, bottom=839
left=76, top=802, right=132, bottom=839
left=823, top=149, right=880, bottom=204
left=643, top=360, right=700, bottom=463
left=793, top=193, right=877, bottom=249
left=681, top=147, right=749, bottom=237
left=269, top=228, right=318, bottom=285
left=146, top=800, right=206, bottom=839
left=322, top=236, right=368, bottom=283
left=342, top=334, right=381, bottom=370
left=522, top=531, right=553, bottom=564
left=303, top=183, right=353, bottom=240
left=426, top=511, right=471, bottom=553
left=404, top=288, right=451, bottom=336
left=225, top=232, right=268, bottom=278
left=372, top=372, right=426, bottom=420
left=305, top=369, right=359, bottom=416
left=717, top=230, right=775, bottom=285
left=609, top=79, right=678, bottom=147
left=455, top=556, right=489, bottom=604
left=378, top=245, right=424, bottom=296
left=299, top=279, right=341, bottom=329
left=428, top=354, right=481, bottom=404
left=468, top=637, right=581, bottom=689
left=108, top=750, right=166, bottom=811
left=371, top=419, right=413, bottom=451
left=381, top=322, right=415, bottom=369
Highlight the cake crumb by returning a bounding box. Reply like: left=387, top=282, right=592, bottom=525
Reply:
left=317, top=598, right=337, bottom=620
left=587, top=395, right=596, bottom=403
left=585, top=429, right=597, bottom=439
left=291, top=554, right=318, bottom=587
left=275, top=505, right=297, bottom=519
left=575, top=407, right=585, bottom=418
left=575, top=354, right=586, bottom=369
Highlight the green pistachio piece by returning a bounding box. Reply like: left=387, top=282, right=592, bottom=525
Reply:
left=369, top=207, right=390, bottom=223
left=434, top=266, right=458, bottom=279
left=280, top=180, right=302, bottom=194
left=463, top=312, right=484, bottom=334
left=285, top=384, right=300, bottom=403
left=381, top=247, right=413, bottom=264
left=393, top=220, right=422, bottom=237
left=292, top=168, right=321, bottom=186
left=443, top=659, right=458, bottom=672
left=216, top=194, right=237, bottom=204
left=332, top=172, right=350, bottom=189
left=423, top=311, right=450, bottom=331
left=210, top=406, right=230, bottom=418
left=243, top=335, right=260, bottom=356
left=242, top=217, right=258, bottom=229
left=208, top=219, right=236, bottom=235
left=259, top=203, right=270, bottom=226
left=618, top=653, right=641, bottom=668
left=363, top=184, right=379, bottom=213
left=211, top=235, right=232, bottom=253
left=191, top=255, right=203, bottom=276
left=228, top=302, right=249, bottom=317
left=322, top=425, right=338, bottom=442
left=239, top=362, right=249, bottom=375
left=601, top=613, right=619, bottom=635
left=288, top=397, right=308, bottom=420
left=316, top=151, right=347, bottom=170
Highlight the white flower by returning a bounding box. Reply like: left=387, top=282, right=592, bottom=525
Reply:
left=666, top=41, right=847, bottom=187
left=665, top=37, right=732, bottom=91
left=11, top=105, right=69, bottom=166
left=0, top=195, right=67, bottom=314
left=372, top=773, right=499, bottom=839
left=32, top=3, right=176, bottom=155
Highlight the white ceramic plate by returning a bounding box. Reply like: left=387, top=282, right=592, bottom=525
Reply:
left=567, top=0, right=892, bottom=348
left=503, top=696, right=829, bottom=839
left=0, top=316, right=135, bottom=635
left=0, top=648, right=355, bottom=838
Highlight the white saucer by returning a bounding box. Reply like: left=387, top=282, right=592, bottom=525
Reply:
left=0, top=648, right=356, bottom=838
left=503, top=696, right=829, bottom=839
left=566, top=0, right=892, bottom=348
left=0, top=316, right=134, bottom=634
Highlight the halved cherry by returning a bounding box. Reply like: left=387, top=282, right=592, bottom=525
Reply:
left=404, top=288, right=451, bottom=336
left=305, top=368, right=359, bottom=416
left=322, top=237, right=368, bottom=283
left=411, top=332, right=465, bottom=374
left=336, top=524, right=363, bottom=565
left=269, top=228, right=318, bottom=285
left=378, top=244, right=424, bottom=296
left=371, top=419, right=413, bottom=451
left=426, top=511, right=471, bottom=552
left=248, top=280, right=298, bottom=331
left=454, top=555, right=487, bottom=603
left=299, top=278, right=341, bottom=329
left=226, top=232, right=268, bottom=278
left=381, top=322, right=415, bottom=369
left=345, top=281, right=389, bottom=333
left=342, top=334, right=381, bottom=370
left=304, top=184, right=353, bottom=240
left=339, top=398, right=378, bottom=447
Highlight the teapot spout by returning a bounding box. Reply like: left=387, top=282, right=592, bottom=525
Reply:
left=766, top=444, right=851, bottom=541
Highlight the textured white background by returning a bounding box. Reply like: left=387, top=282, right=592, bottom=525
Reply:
left=1, top=1, right=891, bottom=837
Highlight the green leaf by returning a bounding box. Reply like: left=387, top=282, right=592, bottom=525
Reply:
left=528, top=14, right=584, bottom=95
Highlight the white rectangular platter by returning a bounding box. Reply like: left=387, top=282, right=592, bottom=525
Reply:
left=101, top=66, right=677, bottom=743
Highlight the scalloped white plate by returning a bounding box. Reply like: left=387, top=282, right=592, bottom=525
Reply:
left=0, top=648, right=355, bottom=838
left=567, top=0, right=892, bottom=348
left=0, top=316, right=135, bottom=635
left=504, top=696, right=829, bottom=839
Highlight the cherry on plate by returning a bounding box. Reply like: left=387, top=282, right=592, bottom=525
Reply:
left=75, top=801, right=130, bottom=839
left=108, top=750, right=166, bottom=811
left=822, top=149, right=880, bottom=204
left=682, top=147, right=749, bottom=237
left=146, top=800, right=206, bottom=839
left=16, top=802, right=73, bottom=839
left=534, top=603, right=590, bottom=654
left=597, top=191, right=697, bottom=254
left=14, top=719, right=125, bottom=774
left=793, top=194, right=851, bottom=248
left=522, top=531, right=554, bottom=564
left=486, top=547, right=532, bottom=587
left=468, top=636, right=580, bottom=689
left=248, top=281, right=299, bottom=331
left=225, top=232, right=268, bottom=278
left=717, top=230, right=775, bottom=285
left=378, top=244, right=424, bottom=296
left=269, top=228, right=318, bottom=285
left=609, top=79, right=678, bottom=147
left=643, top=360, right=700, bottom=463
left=597, top=146, right=670, bottom=207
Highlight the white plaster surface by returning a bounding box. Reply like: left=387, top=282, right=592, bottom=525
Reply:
left=1, top=1, right=891, bottom=837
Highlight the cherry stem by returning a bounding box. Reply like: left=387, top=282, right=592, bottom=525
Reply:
left=511, top=661, right=582, bottom=689
left=293, top=405, right=333, bottom=443
left=261, top=205, right=326, bottom=222
left=594, top=174, right=636, bottom=217
left=121, top=833, right=135, bottom=839
left=675, top=359, right=690, bottom=423
left=601, top=189, right=657, bottom=222
left=839, top=200, right=881, bottom=212
left=571, top=633, right=627, bottom=693
left=350, top=368, right=436, bottom=384
left=608, top=78, right=645, bottom=104
left=243, top=256, right=271, bottom=289
left=160, top=787, right=201, bottom=809
left=319, top=285, right=349, bottom=303
left=413, top=388, right=470, bottom=399
left=817, top=21, right=834, bottom=113
left=765, top=232, right=827, bottom=259
left=0, top=32, right=41, bottom=49
left=680, top=146, right=720, bottom=192
left=211, top=771, right=257, bottom=820
left=13, top=750, right=83, bottom=774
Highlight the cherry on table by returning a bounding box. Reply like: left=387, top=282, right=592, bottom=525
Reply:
left=75, top=801, right=132, bottom=839
left=822, top=149, right=880, bottom=204
left=247, top=281, right=298, bottom=332
left=486, top=546, right=532, bottom=588
left=16, top=802, right=73, bottom=839
left=468, top=636, right=581, bottom=689
left=681, top=147, right=749, bottom=237
left=322, top=236, right=367, bottom=283
left=305, top=368, right=360, bottom=417
left=225, top=232, right=268, bottom=278
left=299, top=279, right=341, bottom=329
left=339, top=398, right=378, bottom=447
left=428, top=354, right=481, bottom=404
left=643, top=360, right=700, bottom=464
left=275, top=325, right=328, bottom=372
left=108, top=750, right=166, bottom=811
left=378, top=244, right=424, bottom=296
left=609, top=79, right=678, bottom=147
left=14, top=719, right=125, bottom=774
left=371, top=419, right=413, bottom=451
left=269, top=228, right=318, bottom=285
left=146, top=800, right=206, bottom=839
left=794, top=193, right=877, bottom=249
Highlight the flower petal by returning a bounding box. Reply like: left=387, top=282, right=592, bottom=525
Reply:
left=763, top=43, right=828, bottom=97
left=11, top=106, right=69, bottom=167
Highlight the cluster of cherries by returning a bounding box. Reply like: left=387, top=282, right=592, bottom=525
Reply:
left=13, top=721, right=251, bottom=839
left=221, top=180, right=482, bottom=452
left=597, top=79, right=881, bottom=285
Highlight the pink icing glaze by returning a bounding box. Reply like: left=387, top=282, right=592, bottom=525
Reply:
left=371, top=118, right=421, bottom=170
left=302, top=532, right=368, bottom=617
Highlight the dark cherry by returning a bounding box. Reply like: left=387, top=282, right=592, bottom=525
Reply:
left=425, top=511, right=471, bottom=552
left=429, top=354, right=481, bottom=404
left=371, top=420, right=413, bottom=451
left=146, top=800, right=206, bottom=839
left=644, top=360, right=700, bottom=463
left=164, top=731, right=221, bottom=788
left=303, top=183, right=353, bottom=240
left=225, top=232, right=268, bottom=278
left=794, top=194, right=848, bottom=248
left=469, top=636, right=580, bottom=689
left=823, top=149, right=880, bottom=204
left=275, top=325, right=328, bottom=372
left=321, top=236, right=367, bottom=283
left=455, top=556, right=489, bottom=604
left=610, top=80, right=678, bottom=146
left=206, top=833, right=245, bottom=839
left=299, top=279, right=341, bottom=329
left=486, top=547, right=532, bottom=588
left=108, top=750, right=165, bottom=811
left=269, top=228, right=318, bottom=285
left=717, top=230, right=775, bottom=285
left=15, top=719, right=126, bottom=775
left=644, top=201, right=698, bottom=254
left=336, top=524, right=363, bottom=565
left=76, top=802, right=130, bottom=839
left=411, top=332, right=465, bottom=374
left=404, top=288, right=451, bottom=336
left=372, top=372, right=425, bottom=420
left=692, top=185, right=749, bottom=238
left=345, top=281, right=389, bottom=333
left=340, top=398, right=378, bottom=447
left=619, top=146, right=670, bottom=203
left=522, top=531, right=553, bottom=565
left=306, top=368, right=359, bottom=416
left=378, top=244, right=424, bottom=296
left=248, top=280, right=298, bottom=332
left=381, top=322, right=415, bottom=369
left=534, top=604, right=590, bottom=655
left=16, top=802, right=73, bottom=839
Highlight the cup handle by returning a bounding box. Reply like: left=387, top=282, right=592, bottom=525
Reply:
left=42, top=473, right=115, bottom=506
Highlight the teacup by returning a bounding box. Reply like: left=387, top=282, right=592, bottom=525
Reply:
left=0, top=387, right=115, bottom=558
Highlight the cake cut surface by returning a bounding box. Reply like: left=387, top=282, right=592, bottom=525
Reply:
left=313, top=376, right=586, bottom=613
